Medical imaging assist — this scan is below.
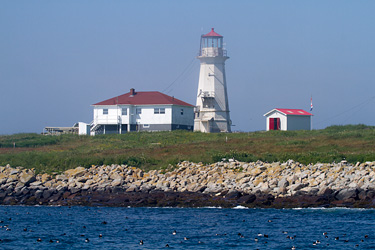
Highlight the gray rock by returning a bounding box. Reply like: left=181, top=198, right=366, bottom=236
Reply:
left=288, top=183, right=307, bottom=192
left=56, top=175, right=68, bottom=181
left=225, top=190, right=241, bottom=199
left=335, top=188, right=358, bottom=200
left=0, top=178, right=7, bottom=185
left=35, top=190, right=43, bottom=199
left=278, top=178, right=289, bottom=188
left=19, top=172, right=36, bottom=185
left=69, top=186, right=80, bottom=194
left=43, top=189, right=53, bottom=199
left=126, top=185, right=139, bottom=192
left=317, top=186, right=333, bottom=196
left=111, top=178, right=122, bottom=187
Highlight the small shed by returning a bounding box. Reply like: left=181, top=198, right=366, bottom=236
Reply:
left=263, top=108, right=313, bottom=131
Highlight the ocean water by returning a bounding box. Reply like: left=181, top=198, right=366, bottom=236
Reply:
left=0, top=206, right=374, bottom=249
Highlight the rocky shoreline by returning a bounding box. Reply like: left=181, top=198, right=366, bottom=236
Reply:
left=1, top=160, right=375, bottom=208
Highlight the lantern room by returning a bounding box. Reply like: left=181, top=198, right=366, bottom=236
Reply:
left=199, top=28, right=226, bottom=57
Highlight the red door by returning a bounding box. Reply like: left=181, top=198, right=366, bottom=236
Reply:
left=269, top=118, right=274, bottom=130
left=269, top=118, right=281, bottom=130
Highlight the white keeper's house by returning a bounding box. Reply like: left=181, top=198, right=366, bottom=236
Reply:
left=263, top=108, right=313, bottom=131
left=90, top=88, right=194, bottom=135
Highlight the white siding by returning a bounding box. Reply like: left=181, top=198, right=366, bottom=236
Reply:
left=94, top=105, right=129, bottom=125
left=133, top=105, right=172, bottom=124
left=265, top=111, right=287, bottom=131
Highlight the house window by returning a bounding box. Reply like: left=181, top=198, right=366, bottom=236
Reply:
left=143, top=124, right=150, bottom=128
left=122, top=108, right=127, bottom=116
left=136, top=108, right=142, bottom=114
left=154, top=108, right=165, bottom=114
left=181, top=109, right=184, bottom=115
left=103, top=109, right=108, bottom=115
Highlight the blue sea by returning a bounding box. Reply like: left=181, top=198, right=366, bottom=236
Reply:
left=0, top=206, right=374, bottom=249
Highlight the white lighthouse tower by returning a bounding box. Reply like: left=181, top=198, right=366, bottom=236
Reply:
left=194, top=28, right=231, bottom=133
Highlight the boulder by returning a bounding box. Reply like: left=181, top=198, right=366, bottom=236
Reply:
left=335, top=188, right=358, bottom=200
left=111, top=179, right=122, bottom=187
left=35, top=190, right=43, bottom=199
left=65, top=167, right=86, bottom=178
left=19, top=172, right=36, bottom=186
left=225, top=190, right=241, bottom=199
left=278, top=178, right=289, bottom=188
left=56, top=175, right=68, bottom=181
left=288, top=183, right=307, bottom=192
left=238, top=194, right=256, bottom=204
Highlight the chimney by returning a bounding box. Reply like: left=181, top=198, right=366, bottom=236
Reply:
left=130, top=88, right=135, bottom=96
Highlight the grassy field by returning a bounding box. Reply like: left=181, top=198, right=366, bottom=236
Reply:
left=0, top=124, right=375, bottom=174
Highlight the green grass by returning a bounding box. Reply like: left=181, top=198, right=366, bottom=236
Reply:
left=1, top=124, right=375, bottom=174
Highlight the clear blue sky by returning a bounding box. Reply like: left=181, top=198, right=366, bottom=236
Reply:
left=1, top=1, right=375, bottom=134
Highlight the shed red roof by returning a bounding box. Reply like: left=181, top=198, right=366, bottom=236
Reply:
left=275, top=108, right=312, bottom=116
left=93, top=89, right=194, bottom=107
left=202, top=28, right=223, bottom=38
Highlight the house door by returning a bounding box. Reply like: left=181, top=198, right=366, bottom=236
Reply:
left=269, top=118, right=281, bottom=130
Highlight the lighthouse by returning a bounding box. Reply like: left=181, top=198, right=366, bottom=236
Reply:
left=194, top=28, right=231, bottom=133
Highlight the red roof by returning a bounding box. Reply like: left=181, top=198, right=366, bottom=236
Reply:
left=93, top=89, right=194, bottom=107
left=202, top=28, right=223, bottom=38
left=275, top=108, right=313, bottom=116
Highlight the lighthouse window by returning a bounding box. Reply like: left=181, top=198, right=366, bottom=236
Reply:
left=136, top=108, right=142, bottom=114
left=122, top=108, right=127, bottom=116
left=103, top=109, right=108, bottom=115
left=181, top=109, right=184, bottom=115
